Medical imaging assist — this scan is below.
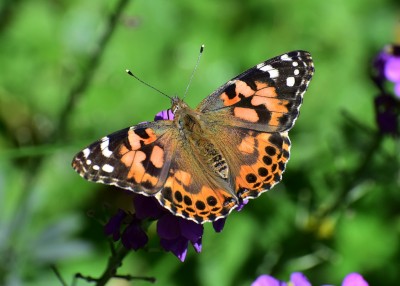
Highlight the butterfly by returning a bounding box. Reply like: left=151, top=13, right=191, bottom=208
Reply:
left=72, top=50, right=314, bottom=224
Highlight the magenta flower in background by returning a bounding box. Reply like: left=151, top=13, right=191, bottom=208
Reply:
left=385, top=57, right=400, bottom=96
left=373, top=45, right=400, bottom=97
left=342, top=273, right=369, bottom=286
left=372, top=44, right=400, bottom=136
left=251, top=272, right=368, bottom=286
left=251, top=272, right=310, bottom=286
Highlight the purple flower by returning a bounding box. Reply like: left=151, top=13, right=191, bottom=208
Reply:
left=290, top=273, right=311, bottom=286
left=374, top=94, right=400, bottom=136
left=342, top=273, right=369, bottom=286
left=252, top=272, right=368, bottom=286
left=120, top=216, right=148, bottom=250
left=157, top=213, right=203, bottom=262
left=104, top=209, right=127, bottom=241
left=212, top=199, right=249, bottom=232
left=384, top=54, right=400, bottom=98
left=133, top=194, right=164, bottom=220
left=372, top=45, right=400, bottom=135
left=154, top=109, right=174, bottom=121
left=251, top=272, right=310, bottom=286
left=251, top=275, right=285, bottom=286
left=373, top=45, right=400, bottom=97
left=104, top=208, right=149, bottom=251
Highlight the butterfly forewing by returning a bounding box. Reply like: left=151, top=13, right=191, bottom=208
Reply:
left=72, top=121, right=177, bottom=195
left=197, top=50, right=314, bottom=133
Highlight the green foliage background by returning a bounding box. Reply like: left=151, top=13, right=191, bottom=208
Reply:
left=0, top=0, right=399, bottom=285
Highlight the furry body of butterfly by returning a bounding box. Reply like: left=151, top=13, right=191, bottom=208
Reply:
left=72, top=50, right=314, bottom=223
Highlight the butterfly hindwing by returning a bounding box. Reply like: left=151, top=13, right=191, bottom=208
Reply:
left=155, top=139, right=238, bottom=223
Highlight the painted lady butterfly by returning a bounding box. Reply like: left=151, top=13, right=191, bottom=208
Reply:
left=72, top=51, right=314, bottom=223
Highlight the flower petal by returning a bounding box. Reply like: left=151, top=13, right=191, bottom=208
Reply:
left=104, top=209, right=127, bottom=241
left=121, top=221, right=148, bottom=250
left=395, top=82, right=400, bottom=98
left=191, top=236, right=202, bottom=253
left=237, top=199, right=249, bottom=211
left=157, top=214, right=180, bottom=240
left=134, top=195, right=164, bottom=220
left=385, top=57, right=400, bottom=82
left=290, top=272, right=311, bottom=286
left=160, top=237, right=189, bottom=262
left=374, top=95, right=399, bottom=136
left=251, top=274, right=285, bottom=286
left=179, top=217, right=204, bottom=242
left=342, top=273, right=369, bottom=286
left=212, top=218, right=226, bottom=233
left=154, top=109, right=174, bottom=121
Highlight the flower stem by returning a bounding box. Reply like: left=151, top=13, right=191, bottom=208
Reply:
left=95, top=245, right=130, bottom=286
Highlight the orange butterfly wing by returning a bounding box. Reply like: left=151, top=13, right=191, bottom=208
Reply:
left=72, top=121, right=177, bottom=195
left=197, top=51, right=314, bottom=200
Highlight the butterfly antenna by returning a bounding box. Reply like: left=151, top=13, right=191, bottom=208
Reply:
left=126, top=69, right=172, bottom=100
left=183, top=44, right=204, bottom=100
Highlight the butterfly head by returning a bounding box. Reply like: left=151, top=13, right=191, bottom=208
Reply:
left=171, top=96, right=189, bottom=114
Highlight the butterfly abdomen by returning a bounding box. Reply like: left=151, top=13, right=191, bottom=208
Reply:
left=200, top=141, right=229, bottom=180
left=176, top=107, right=230, bottom=181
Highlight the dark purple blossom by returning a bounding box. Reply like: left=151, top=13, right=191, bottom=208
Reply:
left=104, top=194, right=203, bottom=261
left=120, top=216, right=148, bottom=250
left=157, top=214, right=203, bottom=261
left=212, top=199, right=249, bottom=232
left=374, top=95, right=400, bottom=136
left=133, top=194, right=164, bottom=220
left=104, top=208, right=148, bottom=251
left=251, top=272, right=368, bottom=286
left=104, top=209, right=127, bottom=241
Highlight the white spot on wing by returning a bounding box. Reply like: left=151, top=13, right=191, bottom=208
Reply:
left=286, top=77, right=295, bottom=87
left=259, top=65, right=279, bottom=78
left=102, top=164, right=114, bottom=173
left=93, top=165, right=100, bottom=170
left=83, top=148, right=90, bottom=158
left=294, top=69, right=300, bottom=75
left=292, top=61, right=299, bottom=67
left=100, top=138, right=113, bottom=158
left=259, top=64, right=272, bottom=71
left=86, top=159, right=92, bottom=165
left=268, top=69, right=279, bottom=78
left=280, top=54, right=292, bottom=61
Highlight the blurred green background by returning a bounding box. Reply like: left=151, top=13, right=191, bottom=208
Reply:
left=0, top=0, right=399, bottom=285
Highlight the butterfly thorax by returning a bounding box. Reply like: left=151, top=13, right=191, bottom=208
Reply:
left=172, top=97, right=229, bottom=180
